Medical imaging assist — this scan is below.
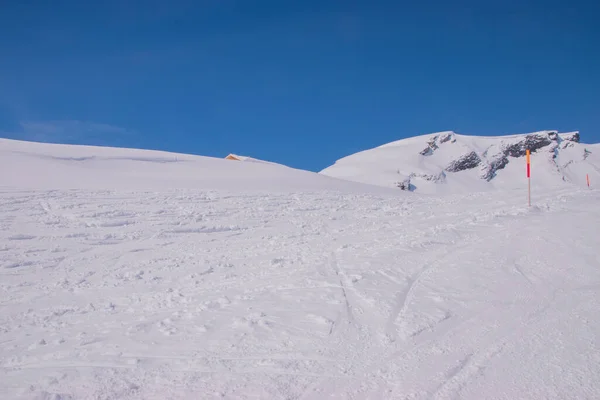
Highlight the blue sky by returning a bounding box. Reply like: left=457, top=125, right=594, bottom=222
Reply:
left=1, top=0, right=598, bottom=171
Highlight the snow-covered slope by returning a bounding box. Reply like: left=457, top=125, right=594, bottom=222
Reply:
left=225, top=153, right=279, bottom=165
left=0, top=138, right=395, bottom=195
left=1, top=139, right=600, bottom=399
left=321, top=130, right=600, bottom=194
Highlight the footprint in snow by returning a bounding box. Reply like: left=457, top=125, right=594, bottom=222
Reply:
left=306, top=314, right=334, bottom=325
left=157, top=318, right=178, bottom=336
left=203, top=297, right=231, bottom=310
left=8, top=234, right=36, bottom=240
left=33, top=391, right=74, bottom=400
left=232, top=312, right=272, bottom=330
left=5, top=260, right=36, bottom=269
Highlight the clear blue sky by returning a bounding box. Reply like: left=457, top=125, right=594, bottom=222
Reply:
left=1, top=0, right=598, bottom=171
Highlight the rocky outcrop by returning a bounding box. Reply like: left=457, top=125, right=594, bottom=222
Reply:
left=418, top=131, right=566, bottom=180
left=476, top=131, right=574, bottom=181
left=419, top=132, right=456, bottom=156
left=416, top=132, right=560, bottom=182
left=446, top=151, right=481, bottom=173
left=480, top=156, right=509, bottom=181
left=396, top=130, right=587, bottom=189
left=396, top=171, right=446, bottom=190
left=410, top=171, right=447, bottom=183
left=560, top=132, right=580, bottom=143
left=419, top=136, right=439, bottom=156
left=560, top=141, right=575, bottom=149
left=321, top=129, right=592, bottom=193
left=504, top=132, right=553, bottom=158
left=438, top=131, right=455, bottom=144
left=395, top=178, right=413, bottom=191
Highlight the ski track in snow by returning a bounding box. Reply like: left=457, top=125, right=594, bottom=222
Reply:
left=1, top=187, right=600, bottom=399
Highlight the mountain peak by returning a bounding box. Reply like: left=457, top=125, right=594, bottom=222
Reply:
left=320, top=130, right=597, bottom=194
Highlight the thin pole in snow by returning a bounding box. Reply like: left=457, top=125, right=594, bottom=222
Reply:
left=526, top=149, right=531, bottom=206
left=587, top=174, right=590, bottom=188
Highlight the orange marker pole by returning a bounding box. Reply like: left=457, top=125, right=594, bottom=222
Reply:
left=526, top=149, right=531, bottom=206
left=586, top=174, right=590, bottom=188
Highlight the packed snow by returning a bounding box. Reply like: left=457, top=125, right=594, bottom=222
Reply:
left=320, top=130, right=600, bottom=194
left=1, top=138, right=599, bottom=399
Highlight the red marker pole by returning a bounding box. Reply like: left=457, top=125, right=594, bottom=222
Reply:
left=526, top=149, right=531, bottom=206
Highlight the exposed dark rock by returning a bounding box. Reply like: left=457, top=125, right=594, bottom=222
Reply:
left=395, top=177, right=416, bottom=191
left=438, top=132, right=455, bottom=144
left=419, top=132, right=456, bottom=156
left=584, top=149, right=591, bottom=160
left=480, top=156, right=509, bottom=181
left=409, top=130, right=583, bottom=188
left=419, top=135, right=439, bottom=156
left=395, top=179, right=410, bottom=190
left=550, top=143, right=559, bottom=160
left=478, top=132, right=559, bottom=181
left=504, top=133, right=553, bottom=158
left=419, top=147, right=433, bottom=156
left=396, top=181, right=408, bottom=190
left=445, top=151, right=481, bottom=172
left=560, top=132, right=580, bottom=142
left=427, top=136, right=439, bottom=149
left=410, top=171, right=447, bottom=183
left=560, top=141, right=575, bottom=149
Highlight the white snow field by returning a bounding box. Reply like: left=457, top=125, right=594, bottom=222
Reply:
left=1, top=138, right=600, bottom=399
left=321, top=130, right=600, bottom=194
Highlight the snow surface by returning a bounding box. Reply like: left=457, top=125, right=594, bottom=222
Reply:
left=1, top=138, right=600, bottom=399
left=320, top=130, right=600, bottom=194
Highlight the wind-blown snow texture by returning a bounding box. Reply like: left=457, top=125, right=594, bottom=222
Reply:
left=1, top=138, right=600, bottom=399
left=321, top=130, right=600, bottom=194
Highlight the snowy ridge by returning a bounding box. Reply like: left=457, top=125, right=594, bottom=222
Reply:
left=225, top=153, right=277, bottom=165
left=1, top=137, right=600, bottom=399
left=0, top=138, right=396, bottom=195
left=321, top=130, right=600, bottom=193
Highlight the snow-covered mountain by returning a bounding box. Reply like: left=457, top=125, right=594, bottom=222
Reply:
left=321, top=130, right=600, bottom=194
left=1, top=138, right=600, bottom=399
